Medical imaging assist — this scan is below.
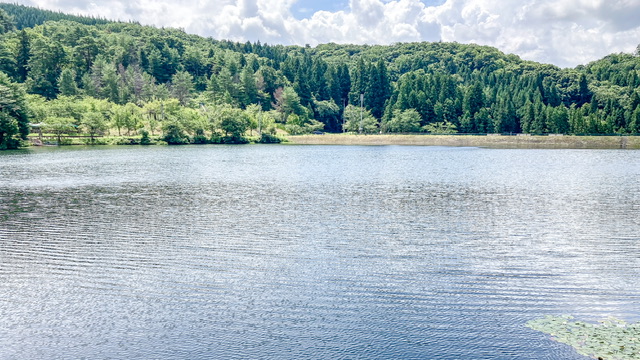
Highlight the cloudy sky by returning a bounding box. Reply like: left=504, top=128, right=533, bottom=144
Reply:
left=9, top=0, right=640, bottom=68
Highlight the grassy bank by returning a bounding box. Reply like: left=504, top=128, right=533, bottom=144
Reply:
left=288, top=134, right=640, bottom=149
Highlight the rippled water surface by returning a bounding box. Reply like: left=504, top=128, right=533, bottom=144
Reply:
left=1, top=145, right=639, bottom=359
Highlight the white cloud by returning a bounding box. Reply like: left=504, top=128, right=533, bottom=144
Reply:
left=11, top=0, right=640, bottom=67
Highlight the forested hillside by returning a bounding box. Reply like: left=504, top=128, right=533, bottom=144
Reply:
left=0, top=3, right=112, bottom=29
left=1, top=4, right=640, bottom=149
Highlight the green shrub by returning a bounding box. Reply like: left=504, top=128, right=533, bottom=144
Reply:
left=112, top=137, right=140, bottom=145
left=222, top=135, right=249, bottom=144
left=140, top=130, right=151, bottom=145
left=209, top=134, right=223, bottom=144
left=163, top=123, right=190, bottom=145
left=258, top=133, right=282, bottom=143
left=192, top=129, right=209, bottom=144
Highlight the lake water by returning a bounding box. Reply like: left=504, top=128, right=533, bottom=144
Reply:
left=1, top=145, right=639, bottom=359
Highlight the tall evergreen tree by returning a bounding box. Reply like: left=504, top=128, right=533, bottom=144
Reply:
left=365, top=59, right=391, bottom=119
left=26, top=37, right=66, bottom=99
left=58, top=68, right=78, bottom=96
left=171, top=70, right=194, bottom=106
left=240, top=67, right=258, bottom=107
left=15, top=30, right=30, bottom=82
left=349, top=58, right=368, bottom=105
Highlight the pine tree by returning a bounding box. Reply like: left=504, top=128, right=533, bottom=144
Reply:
left=365, top=59, right=391, bottom=119
left=294, top=65, right=312, bottom=107
left=15, top=30, right=30, bottom=82
left=349, top=58, right=368, bottom=106
left=171, top=70, right=194, bottom=106
left=240, top=67, right=257, bottom=107
left=26, top=37, right=67, bottom=99
left=58, top=68, right=78, bottom=96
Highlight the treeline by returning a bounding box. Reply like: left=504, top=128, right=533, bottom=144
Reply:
left=0, top=3, right=113, bottom=29
left=1, top=5, right=640, bottom=149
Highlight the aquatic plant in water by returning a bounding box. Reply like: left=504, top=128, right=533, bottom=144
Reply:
left=526, top=315, right=640, bottom=359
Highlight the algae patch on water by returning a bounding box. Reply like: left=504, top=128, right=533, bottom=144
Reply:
left=526, top=315, right=640, bottom=359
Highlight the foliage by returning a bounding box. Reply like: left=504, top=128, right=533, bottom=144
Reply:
left=162, top=121, right=189, bottom=145
left=386, top=109, right=422, bottom=133
left=139, top=129, right=151, bottom=145
left=342, top=104, right=378, bottom=133
left=0, top=111, right=20, bottom=149
left=217, top=105, right=250, bottom=139
left=526, top=315, right=640, bottom=360
left=2, top=4, right=640, bottom=149
left=423, top=121, right=458, bottom=134
left=0, top=3, right=112, bottom=29
left=81, top=111, right=108, bottom=141
left=285, top=115, right=324, bottom=135
left=0, top=72, right=29, bottom=149
left=257, top=132, right=281, bottom=143
left=44, top=116, right=75, bottom=143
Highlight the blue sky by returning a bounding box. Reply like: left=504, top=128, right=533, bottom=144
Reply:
left=6, top=0, right=640, bottom=68
left=290, top=0, right=446, bottom=19
left=291, top=0, right=348, bottom=18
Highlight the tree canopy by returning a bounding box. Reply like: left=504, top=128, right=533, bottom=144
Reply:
left=2, top=4, right=640, bottom=149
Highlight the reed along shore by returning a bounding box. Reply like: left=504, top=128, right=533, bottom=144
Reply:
left=287, top=134, right=640, bottom=149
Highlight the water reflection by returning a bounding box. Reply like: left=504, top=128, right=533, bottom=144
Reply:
left=1, top=145, right=638, bottom=359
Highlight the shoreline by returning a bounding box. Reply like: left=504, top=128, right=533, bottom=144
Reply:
left=23, top=134, right=640, bottom=149
left=287, top=134, right=640, bottom=149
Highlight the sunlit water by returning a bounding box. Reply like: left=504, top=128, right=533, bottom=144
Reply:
left=1, top=145, right=639, bottom=359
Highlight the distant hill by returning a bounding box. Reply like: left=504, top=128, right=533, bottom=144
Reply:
left=0, top=3, right=115, bottom=29
left=0, top=3, right=639, bottom=140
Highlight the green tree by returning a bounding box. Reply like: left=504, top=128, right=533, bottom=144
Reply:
left=273, top=87, right=307, bottom=123
left=628, top=106, right=640, bottom=134
left=349, top=57, right=368, bottom=105
left=142, top=100, right=164, bottom=135
left=110, top=104, right=128, bottom=136
left=81, top=111, right=108, bottom=142
left=148, top=44, right=179, bottom=83
left=0, top=8, right=14, bottom=34
left=313, top=99, right=341, bottom=132
left=474, top=108, right=492, bottom=133
left=44, top=116, right=75, bottom=143
left=74, top=36, right=100, bottom=73
left=257, top=66, right=279, bottom=105
left=0, top=41, right=16, bottom=79
left=386, top=109, right=422, bottom=133
left=294, top=64, right=312, bottom=107
left=547, top=105, right=570, bottom=134
left=576, top=73, right=592, bottom=107
left=240, top=67, right=258, bottom=107
left=217, top=106, right=250, bottom=142
left=342, top=104, right=378, bottom=134
left=0, top=112, right=20, bottom=149
left=26, top=37, right=66, bottom=99
left=0, top=72, right=29, bottom=149
left=57, top=68, right=78, bottom=96
left=463, top=82, right=484, bottom=118
left=365, top=59, right=391, bottom=119
left=171, top=70, right=194, bottom=106
left=139, top=129, right=152, bottom=145
left=15, top=30, right=30, bottom=82
left=162, top=121, right=189, bottom=144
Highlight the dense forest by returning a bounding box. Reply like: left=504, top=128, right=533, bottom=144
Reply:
left=1, top=3, right=640, bottom=149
